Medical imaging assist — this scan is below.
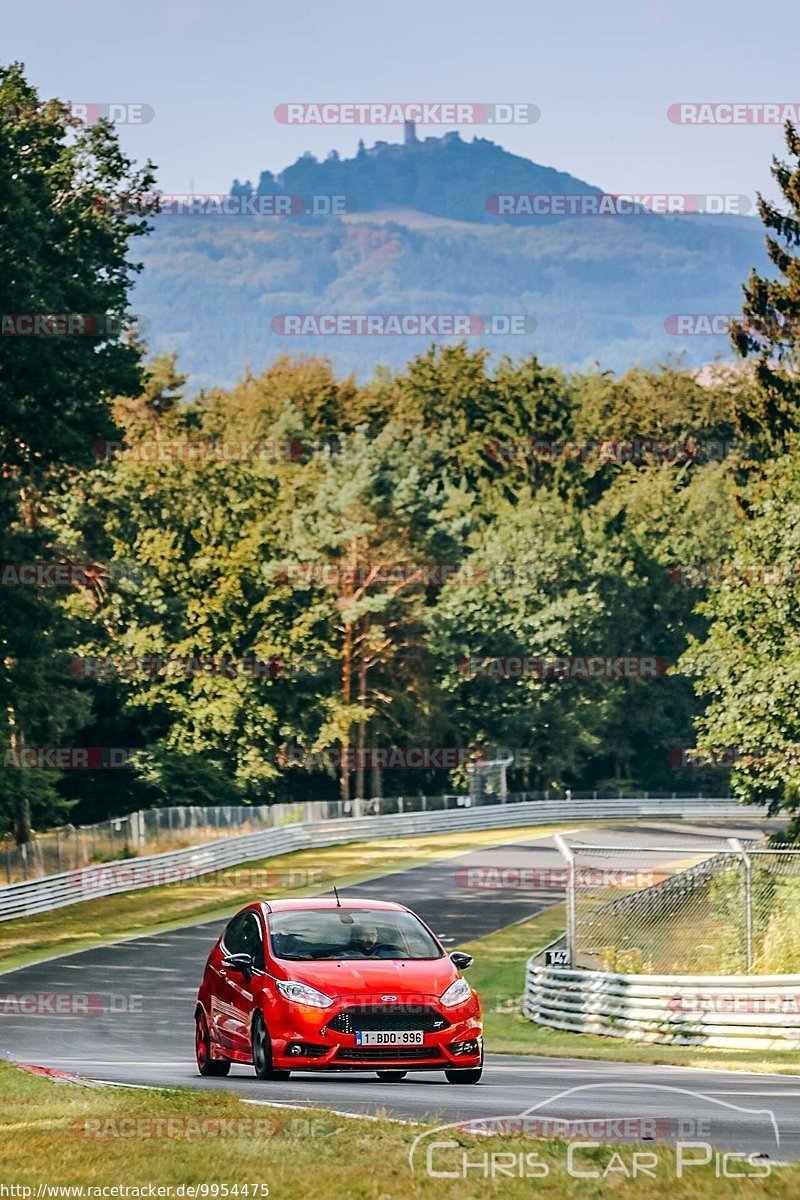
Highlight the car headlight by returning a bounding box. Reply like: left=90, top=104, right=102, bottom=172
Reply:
left=275, top=979, right=334, bottom=1009
left=440, top=977, right=472, bottom=1007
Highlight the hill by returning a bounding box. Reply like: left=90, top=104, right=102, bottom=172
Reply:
left=230, top=127, right=599, bottom=224
left=132, top=132, right=768, bottom=390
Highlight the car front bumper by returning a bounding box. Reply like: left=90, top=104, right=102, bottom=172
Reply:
left=266, top=997, right=483, bottom=1071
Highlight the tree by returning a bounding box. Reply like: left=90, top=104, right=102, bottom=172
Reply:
left=731, top=121, right=800, bottom=455
left=680, top=445, right=800, bottom=832
left=269, top=421, right=468, bottom=802
left=0, top=62, right=154, bottom=839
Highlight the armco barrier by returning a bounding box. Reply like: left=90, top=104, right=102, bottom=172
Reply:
left=0, top=795, right=754, bottom=923
left=524, top=962, right=800, bottom=1050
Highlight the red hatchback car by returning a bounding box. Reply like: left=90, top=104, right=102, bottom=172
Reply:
left=195, top=898, right=483, bottom=1082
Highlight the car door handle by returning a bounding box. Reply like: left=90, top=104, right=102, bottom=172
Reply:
left=219, top=969, right=227, bottom=978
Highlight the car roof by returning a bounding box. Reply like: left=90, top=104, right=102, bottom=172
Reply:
left=258, top=898, right=409, bottom=914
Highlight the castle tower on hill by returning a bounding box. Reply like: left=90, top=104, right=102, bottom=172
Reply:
left=404, top=119, right=418, bottom=145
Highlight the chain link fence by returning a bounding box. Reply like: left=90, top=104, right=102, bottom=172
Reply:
left=0, top=791, right=532, bottom=883
left=561, top=837, right=800, bottom=974
left=0, top=803, right=314, bottom=883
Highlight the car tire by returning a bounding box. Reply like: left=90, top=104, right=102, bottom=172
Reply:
left=252, top=1012, right=291, bottom=1080
left=195, top=1011, right=230, bottom=1077
left=375, top=1071, right=407, bottom=1082
left=444, top=1067, right=483, bottom=1084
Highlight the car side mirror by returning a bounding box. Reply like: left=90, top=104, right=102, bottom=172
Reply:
left=450, top=951, right=473, bottom=970
left=222, top=952, right=255, bottom=976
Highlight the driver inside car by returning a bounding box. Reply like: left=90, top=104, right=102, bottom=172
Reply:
left=348, top=923, right=379, bottom=956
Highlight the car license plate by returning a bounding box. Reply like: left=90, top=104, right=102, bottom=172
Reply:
left=355, top=1030, right=424, bottom=1046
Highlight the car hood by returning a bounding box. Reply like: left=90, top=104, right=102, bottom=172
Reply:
left=275, top=957, right=458, bottom=1000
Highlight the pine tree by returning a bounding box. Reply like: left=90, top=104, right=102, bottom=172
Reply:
left=732, top=122, right=800, bottom=453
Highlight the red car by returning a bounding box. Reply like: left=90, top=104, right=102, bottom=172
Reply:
left=195, top=897, right=483, bottom=1083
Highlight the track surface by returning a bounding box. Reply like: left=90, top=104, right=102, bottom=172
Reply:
left=2, top=818, right=799, bottom=1159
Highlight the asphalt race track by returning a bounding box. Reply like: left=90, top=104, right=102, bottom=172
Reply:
left=2, top=817, right=799, bottom=1160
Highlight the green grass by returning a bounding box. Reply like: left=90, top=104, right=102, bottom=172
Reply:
left=462, top=906, right=800, bottom=1074
left=0, top=822, right=579, bottom=973
left=1, top=1060, right=798, bottom=1197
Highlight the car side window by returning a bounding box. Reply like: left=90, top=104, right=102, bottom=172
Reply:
left=223, top=910, right=264, bottom=970
left=240, top=913, right=265, bottom=970
left=223, top=912, right=249, bottom=955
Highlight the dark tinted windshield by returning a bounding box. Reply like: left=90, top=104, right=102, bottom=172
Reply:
left=268, top=909, right=443, bottom=961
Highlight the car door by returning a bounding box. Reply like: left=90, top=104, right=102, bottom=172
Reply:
left=208, top=911, right=250, bottom=1052
left=221, top=910, right=265, bottom=1052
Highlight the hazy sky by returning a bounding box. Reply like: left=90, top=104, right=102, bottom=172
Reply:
left=5, top=0, right=800, bottom=203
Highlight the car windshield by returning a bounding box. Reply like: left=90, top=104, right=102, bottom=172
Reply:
left=267, top=908, right=443, bottom=961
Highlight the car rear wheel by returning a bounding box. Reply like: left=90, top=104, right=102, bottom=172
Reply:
left=252, top=1012, right=291, bottom=1080
left=444, top=1067, right=483, bottom=1084
left=195, top=1011, right=230, bottom=1077
left=375, top=1071, right=407, bottom=1082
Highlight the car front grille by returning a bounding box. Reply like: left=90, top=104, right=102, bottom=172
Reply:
left=336, top=1046, right=445, bottom=1062
left=328, top=1005, right=449, bottom=1034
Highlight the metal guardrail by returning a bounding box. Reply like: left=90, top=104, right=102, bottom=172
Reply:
left=524, top=962, right=800, bottom=1049
left=0, top=795, right=752, bottom=923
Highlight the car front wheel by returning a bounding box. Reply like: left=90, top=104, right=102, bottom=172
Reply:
left=444, top=1067, right=482, bottom=1084
left=252, top=1012, right=291, bottom=1080
left=195, top=1011, right=230, bottom=1077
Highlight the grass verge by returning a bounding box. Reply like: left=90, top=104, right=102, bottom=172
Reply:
left=0, top=1060, right=797, bottom=1197
left=463, top=906, right=800, bottom=1074
left=0, top=822, right=578, bottom=973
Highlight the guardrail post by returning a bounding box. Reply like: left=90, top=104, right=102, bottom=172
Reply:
left=728, top=837, right=753, bottom=973
left=554, top=834, right=576, bottom=966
